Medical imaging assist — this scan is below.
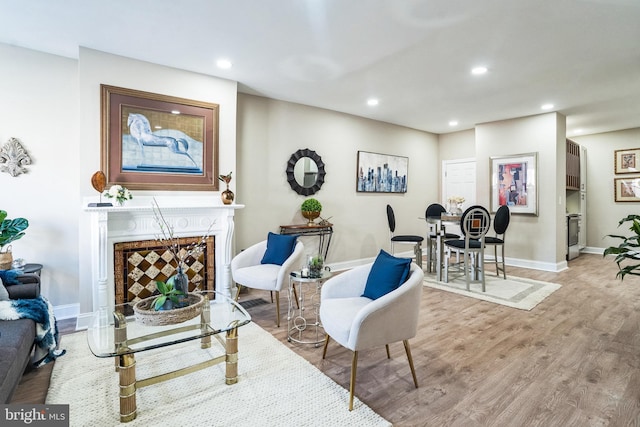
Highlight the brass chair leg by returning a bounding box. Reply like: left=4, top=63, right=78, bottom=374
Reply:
left=234, top=284, right=242, bottom=302
left=322, top=334, right=330, bottom=359
left=385, top=344, right=391, bottom=359
left=403, top=340, right=418, bottom=388
left=275, top=291, right=280, bottom=327
left=349, top=351, right=358, bottom=411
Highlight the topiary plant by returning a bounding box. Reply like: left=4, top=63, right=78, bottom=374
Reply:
left=603, top=214, right=640, bottom=280
left=301, top=198, right=322, bottom=212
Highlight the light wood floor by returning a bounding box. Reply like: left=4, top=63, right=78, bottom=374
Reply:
left=12, top=254, right=640, bottom=426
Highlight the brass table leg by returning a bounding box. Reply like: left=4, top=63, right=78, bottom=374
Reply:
left=118, top=353, right=137, bottom=422
left=225, top=322, right=239, bottom=385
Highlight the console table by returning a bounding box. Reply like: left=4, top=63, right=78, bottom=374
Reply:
left=279, top=223, right=333, bottom=260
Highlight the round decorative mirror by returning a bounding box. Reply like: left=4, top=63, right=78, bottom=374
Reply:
left=286, top=148, right=326, bottom=196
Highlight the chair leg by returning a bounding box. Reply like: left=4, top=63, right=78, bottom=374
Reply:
left=349, top=351, right=358, bottom=411
left=322, top=334, right=330, bottom=359
left=414, top=243, right=422, bottom=269
left=499, top=244, right=507, bottom=279
left=270, top=291, right=274, bottom=303
left=494, top=245, right=500, bottom=278
left=403, top=340, right=418, bottom=388
left=385, top=344, right=391, bottom=359
left=234, top=284, right=243, bottom=302
left=275, top=291, right=280, bottom=327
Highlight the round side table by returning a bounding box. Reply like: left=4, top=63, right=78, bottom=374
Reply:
left=22, top=263, right=43, bottom=277
left=287, top=270, right=333, bottom=346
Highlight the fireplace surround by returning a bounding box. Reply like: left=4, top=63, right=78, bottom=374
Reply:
left=84, top=196, right=243, bottom=317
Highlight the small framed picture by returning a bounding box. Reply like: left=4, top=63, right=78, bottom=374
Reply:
left=614, top=148, right=640, bottom=174
left=614, top=177, right=640, bottom=202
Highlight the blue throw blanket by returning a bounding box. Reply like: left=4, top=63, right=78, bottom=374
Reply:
left=0, top=295, right=66, bottom=367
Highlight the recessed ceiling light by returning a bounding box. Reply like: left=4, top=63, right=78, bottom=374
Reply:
left=449, top=120, right=459, bottom=127
left=216, top=59, right=232, bottom=69
left=171, top=110, right=181, bottom=115
left=471, top=66, right=488, bottom=75
left=367, top=98, right=379, bottom=107
left=541, top=103, right=554, bottom=110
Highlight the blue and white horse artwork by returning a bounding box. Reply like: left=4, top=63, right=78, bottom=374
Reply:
left=122, top=113, right=203, bottom=174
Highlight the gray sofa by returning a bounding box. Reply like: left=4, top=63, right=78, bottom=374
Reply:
left=0, top=273, right=40, bottom=403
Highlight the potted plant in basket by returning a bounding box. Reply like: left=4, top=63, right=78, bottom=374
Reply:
left=603, top=214, right=640, bottom=279
left=152, top=279, right=185, bottom=311
left=301, top=198, right=322, bottom=225
left=0, top=210, right=29, bottom=270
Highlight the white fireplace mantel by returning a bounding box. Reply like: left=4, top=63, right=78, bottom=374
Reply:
left=83, top=196, right=244, bottom=315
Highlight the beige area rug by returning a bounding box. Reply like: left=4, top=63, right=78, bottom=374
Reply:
left=424, top=273, right=561, bottom=310
left=46, top=323, right=390, bottom=427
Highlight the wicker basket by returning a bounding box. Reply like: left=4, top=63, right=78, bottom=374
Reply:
left=133, top=293, right=205, bottom=326
left=0, top=251, right=13, bottom=270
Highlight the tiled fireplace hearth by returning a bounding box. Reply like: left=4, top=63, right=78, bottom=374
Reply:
left=84, top=196, right=243, bottom=317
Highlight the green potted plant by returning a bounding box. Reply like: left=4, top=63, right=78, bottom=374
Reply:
left=308, top=255, right=324, bottom=278
left=152, top=279, right=185, bottom=311
left=603, top=214, right=640, bottom=279
left=0, top=210, right=29, bottom=270
left=301, top=198, right=322, bottom=225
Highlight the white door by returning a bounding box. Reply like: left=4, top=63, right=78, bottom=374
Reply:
left=442, top=158, right=476, bottom=212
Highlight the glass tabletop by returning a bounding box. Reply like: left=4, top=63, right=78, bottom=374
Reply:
left=87, top=291, right=251, bottom=358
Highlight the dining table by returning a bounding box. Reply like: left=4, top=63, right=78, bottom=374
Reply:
left=425, top=213, right=461, bottom=281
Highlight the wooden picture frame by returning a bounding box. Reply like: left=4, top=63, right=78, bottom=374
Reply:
left=490, top=152, right=538, bottom=215
left=614, top=177, right=640, bottom=202
left=356, top=151, right=408, bottom=193
left=614, top=148, right=640, bottom=174
left=101, top=85, right=219, bottom=191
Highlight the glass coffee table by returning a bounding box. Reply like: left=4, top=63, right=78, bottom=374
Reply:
left=87, top=291, right=251, bottom=423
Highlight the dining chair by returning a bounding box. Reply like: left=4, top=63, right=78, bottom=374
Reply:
left=484, top=205, right=510, bottom=279
left=386, top=205, right=424, bottom=269
left=443, top=205, right=491, bottom=291
left=425, top=203, right=460, bottom=274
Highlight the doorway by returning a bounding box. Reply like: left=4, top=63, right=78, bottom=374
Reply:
left=442, top=158, right=476, bottom=212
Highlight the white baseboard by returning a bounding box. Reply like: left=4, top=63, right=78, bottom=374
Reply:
left=53, top=303, right=79, bottom=321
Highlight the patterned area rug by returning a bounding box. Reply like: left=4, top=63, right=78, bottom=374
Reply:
left=46, top=322, right=390, bottom=427
left=424, top=273, right=561, bottom=310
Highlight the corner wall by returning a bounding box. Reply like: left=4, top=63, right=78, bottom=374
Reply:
left=475, top=113, right=567, bottom=271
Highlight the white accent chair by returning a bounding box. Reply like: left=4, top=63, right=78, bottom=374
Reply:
left=319, top=262, right=424, bottom=410
left=231, top=240, right=304, bottom=327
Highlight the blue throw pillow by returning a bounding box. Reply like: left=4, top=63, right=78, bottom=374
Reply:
left=362, top=250, right=411, bottom=300
left=261, top=232, right=298, bottom=265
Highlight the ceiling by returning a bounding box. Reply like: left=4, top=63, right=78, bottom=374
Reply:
left=1, top=0, right=639, bottom=137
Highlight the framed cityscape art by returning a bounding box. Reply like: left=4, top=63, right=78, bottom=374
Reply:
left=490, top=152, right=538, bottom=215
left=356, top=151, right=408, bottom=193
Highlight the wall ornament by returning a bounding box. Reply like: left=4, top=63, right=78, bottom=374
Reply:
left=0, top=137, right=32, bottom=177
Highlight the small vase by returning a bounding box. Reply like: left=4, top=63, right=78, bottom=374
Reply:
left=173, top=266, right=190, bottom=307
left=221, top=183, right=234, bottom=205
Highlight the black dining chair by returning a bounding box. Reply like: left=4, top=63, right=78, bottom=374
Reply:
left=425, top=203, right=460, bottom=274
left=484, top=205, right=510, bottom=279
left=386, top=205, right=424, bottom=269
left=443, top=205, right=491, bottom=291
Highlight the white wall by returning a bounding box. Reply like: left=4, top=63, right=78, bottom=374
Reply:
left=236, top=94, right=440, bottom=267
left=0, top=44, right=80, bottom=313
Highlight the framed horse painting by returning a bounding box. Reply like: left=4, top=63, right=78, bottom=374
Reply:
left=101, top=85, right=219, bottom=191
